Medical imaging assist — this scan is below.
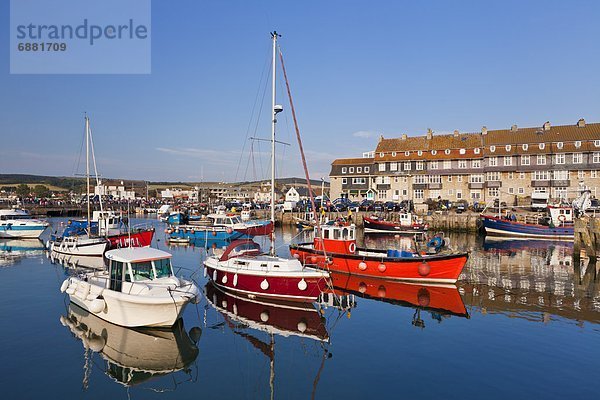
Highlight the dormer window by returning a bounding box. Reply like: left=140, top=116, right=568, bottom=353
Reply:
left=417, top=150, right=423, bottom=156
left=364, top=166, right=370, bottom=173
left=379, top=152, right=384, bottom=158
left=474, top=148, right=480, bottom=154
left=557, top=142, right=564, bottom=149
left=575, top=141, right=581, bottom=148
left=522, top=144, right=528, bottom=151
left=539, top=143, right=545, bottom=150
left=341, top=167, right=347, bottom=173
left=349, top=167, right=354, bottom=173
left=490, top=145, right=496, bottom=152
left=459, top=149, right=466, bottom=155
left=431, top=150, right=437, bottom=155
left=445, top=149, right=450, bottom=155
left=391, top=152, right=396, bottom=157
left=595, top=140, right=600, bottom=147
left=405, top=151, right=410, bottom=156
left=505, top=145, right=511, bottom=151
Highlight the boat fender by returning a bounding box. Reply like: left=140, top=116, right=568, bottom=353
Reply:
left=297, top=319, right=307, bottom=333
left=226, top=228, right=233, bottom=234
left=79, top=281, right=90, bottom=298
left=298, top=278, right=308, bottom=291
left=222, top=275, right=228, bottom=284
left=60, top=279, right=70, bottom=293
left=378, top=263, right=386, bottom=272
left=348, top=242, right=356, bottom=253
left=260, top=310, right=270, bottom=322
left=558, top=214, right=566, bottom=222
left=358, top=282, right=367, bottom=293
left=293, top=253, right=300, bottom=259
left=87, top=334, right=106, bottom=352
left=418, top=261, right=431, bottom=276
left=233, top=304, right=238, bottom=315
left=233, top=273, right=238, bottom=287
left=358, top=262, right=367, bottom=271
left=86, top=293, right=97, bottom=301
left=221, top=300, right=228, bottom=308
left=212, top=270, right=217, bottom=281
left=66, top=286, right=76, bottom=296
left=89, top=298, right=106, bottom=313
left=190, top=229, right=195, bottom=234
left=212, top=230, right=217, bottom=237
left=164, top=229, right=169, bottom=234
left=260, top=279, right=269, bottom=290
left=203, top=266, right=207, bottom=278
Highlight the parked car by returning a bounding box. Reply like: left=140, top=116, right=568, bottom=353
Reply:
left=373, top=201, right=385, bottom=212
left=359, top=199, right=374, bottom=211
left=384, top=201, right=399, bottom=211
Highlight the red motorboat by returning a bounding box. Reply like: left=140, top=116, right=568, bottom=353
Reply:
left=290, top=224, right=468, bottom=284
left=363, top=213, right=428, bottom=235
left=328, top=272, right=468, bottom=317
left=203, top=239, right=329, bottom=303
left=106, top=227, right=155, bottom=249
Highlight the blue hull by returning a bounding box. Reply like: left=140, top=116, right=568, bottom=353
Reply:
left=481, top=215, right=573, bottom=240
left=168, top=227, right=247, bottom=242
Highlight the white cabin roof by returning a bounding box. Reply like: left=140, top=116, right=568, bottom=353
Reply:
left=0, top=209, right=29, bottom=216
left=105, top=247, right=172, bottom=263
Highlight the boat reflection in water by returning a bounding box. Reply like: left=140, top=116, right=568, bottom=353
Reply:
left=50, top=251, right=106, bottom=271
left=205, top=281, right=328, bottom=342
left=323, top=272, right=469, bottom=327
left=462, top=237, right=600, bottom=324
left=0, top=238, right=45, bottom=267
left=60, top=304, right=200, bottom=389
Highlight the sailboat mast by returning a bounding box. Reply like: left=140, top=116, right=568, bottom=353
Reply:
left=270, top=31, right=279, bottom=255
left=85, top=115, right=91, bottom=235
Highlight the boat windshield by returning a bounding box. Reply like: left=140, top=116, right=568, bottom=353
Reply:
left=229, top=216, right=242, bottom=224
left=154, top=258, right=173, bottom=278
left=130, top=261, right=154, bottom=281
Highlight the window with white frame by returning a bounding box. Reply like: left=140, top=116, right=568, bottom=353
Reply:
left=457, top=175, right=463, bottom=182
left=379, top=152, right=384, bottom=158
left=533, top=170, right=550, bottom=180
left=488, top=187, right=499, bottom=197
left=342, top=178, right=347, bottom=184
left=552, top=170, right=569, bottom=181
left=390, top=162, right=398, bottom=171
left=459, top=149, right=466, bottom=155
left=445, top=149, right=451, bottom=155
left=417, top=150, right=423, bottom=156
left=377, top=190, right=387, bottom=200
left=557, top=142, right=563, bottom=149
left=352, top=178, right=366, bottom=184
left=364, top=166, right=370, bottom=173
left=404, top=162, right=411, bottom=171
left=430, top=189, right=441, bottom=199
left=508, top=187, right=514, bottom=194
left=518, top=187, right=524, bottom=194
left=378, top=163, right=385, bottom=172
left=474, top=148, right=481, bottom=154
left=595, top=140, right=600, bottom=147
left=394, top=177, right=398, bottom=183
left=503, top=156, right=512, bottom=166
left=508, top=172, right=514, bottom=179
left=592, top=170, right=598, bottom=178
left=539, top=143, right=545, bottom=150
left=431, top=150, right=437, bottom=155
left=522, top=144, right=529, bottom=151
left=489, top=157, right=498, bottom=167
left=554, top=154, right=565, bottom=164
left=472, top=160, right=481, bottom=168
left=490, top=145, right=496, bottom=152
left=470, top=190, right=481, bottom=200
left=443, top=160, right=451, bottom=169
left=553, top=187, right=567, bottom=199
left=402, top=189, right=408, bottom=196
left=448, top=189, right=454, bottom=196
left=416, top=161, right=424, bottom=170
left=469, top=174, right=484, bottom=183
left=391, top=152, right=396, bottom=157
left=533, top=187, right=548, bottom=194
left=521, top=155, right=530, bottom=165
left=413, top=175, right=428, bottom=184
left=537, top=155, right=546, bottom=165
left=458, top=160, right=467, bottom=169
left=519, top=172, right=525, bottom=180
left=341, top=167, right=347, bottom=173
left=578, top=170, right=585, bottom=179
left=405, top=151, right=410, bottom=156
left=486, top=171, right=501, bottom=181
left=456, top=190, right=462, bottom=199
left=505, top=145, right=511, bottom=151
left=447, top=175, right=452, bottom=182
left=430, top=160, right=439, bottom=170
left=575, top=141, right=581, bottom=148
left=593, top=152, right=600, bottom=163
left=349, top=167, right=354, bottom=173
left=573, top=153, right=583, bottom=164
left=429, top=175, right=442, bottom=184
left=357, top=167, right=362, bottom=173
left=413, top=189, right=424, bottom=200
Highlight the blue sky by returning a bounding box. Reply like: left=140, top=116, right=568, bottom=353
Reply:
left=1, top=0, right=599, bottom=182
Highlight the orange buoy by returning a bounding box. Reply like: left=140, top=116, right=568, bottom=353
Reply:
left=418, top=261, right=431, bottom=276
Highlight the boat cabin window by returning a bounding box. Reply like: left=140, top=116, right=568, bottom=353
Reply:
left=130, top=261, right=154, bottom=281
left=323, top=229, right=330, bottom=239
left=154, top=258, right=173, bottom=278
left=333, top=228, right=340, bottom=240
left=229, top=216, right=242, bottom=224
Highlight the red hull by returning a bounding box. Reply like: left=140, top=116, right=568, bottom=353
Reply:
left=290, top=244, right=468, bottom=283
left=107, top=228, right=155, bottom=249
left=204, top=265, right=327, bottom=302
left=205, top=283, right=328, bottom=341
left=236, top=221, right=274, bottom=236
left=329, top=272, right=468, bottom=316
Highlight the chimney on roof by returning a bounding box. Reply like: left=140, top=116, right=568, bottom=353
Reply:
left=511, top=124, right=518, bottom=132
left=401, top=133, right=407, bottom=140
left=379, top=134, right=384, bottom=142
left=543, top=121, right=551, bottom=131
left=453, top=129, right=459, bottom=137
left=426, top=128, right=433, bottom=140
left=481, top=126, right=487, bottom=135
left=577, top=118, right=586, bottom=128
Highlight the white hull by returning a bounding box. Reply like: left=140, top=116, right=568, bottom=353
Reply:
left=50, top=238, right=109, bottom=257
left=63, top=275, right=199, bottom=327
left=0, top=226, right=47, bottom=238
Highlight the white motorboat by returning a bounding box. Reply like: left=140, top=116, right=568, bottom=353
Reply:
left=60, top=246, right=200, bottom=327
left=0, top=209, right=49, bottom=238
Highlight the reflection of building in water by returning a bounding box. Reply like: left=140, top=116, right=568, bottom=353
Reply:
left=461, top=238, right=600, bottom=324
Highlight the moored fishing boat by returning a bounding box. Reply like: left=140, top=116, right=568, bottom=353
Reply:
left=480, top=205, right=574, bottom=240
left=363, top=212, right=428, bottom=235
left=60, top=247, right=200, bottom=327
left=290, top=224, right=468, bottom=284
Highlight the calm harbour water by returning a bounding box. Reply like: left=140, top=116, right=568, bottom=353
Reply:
left=1, top=217, right=599, bottom=400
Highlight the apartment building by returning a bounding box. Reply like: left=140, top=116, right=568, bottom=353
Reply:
left=330, top=119, right=600, bottom=205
